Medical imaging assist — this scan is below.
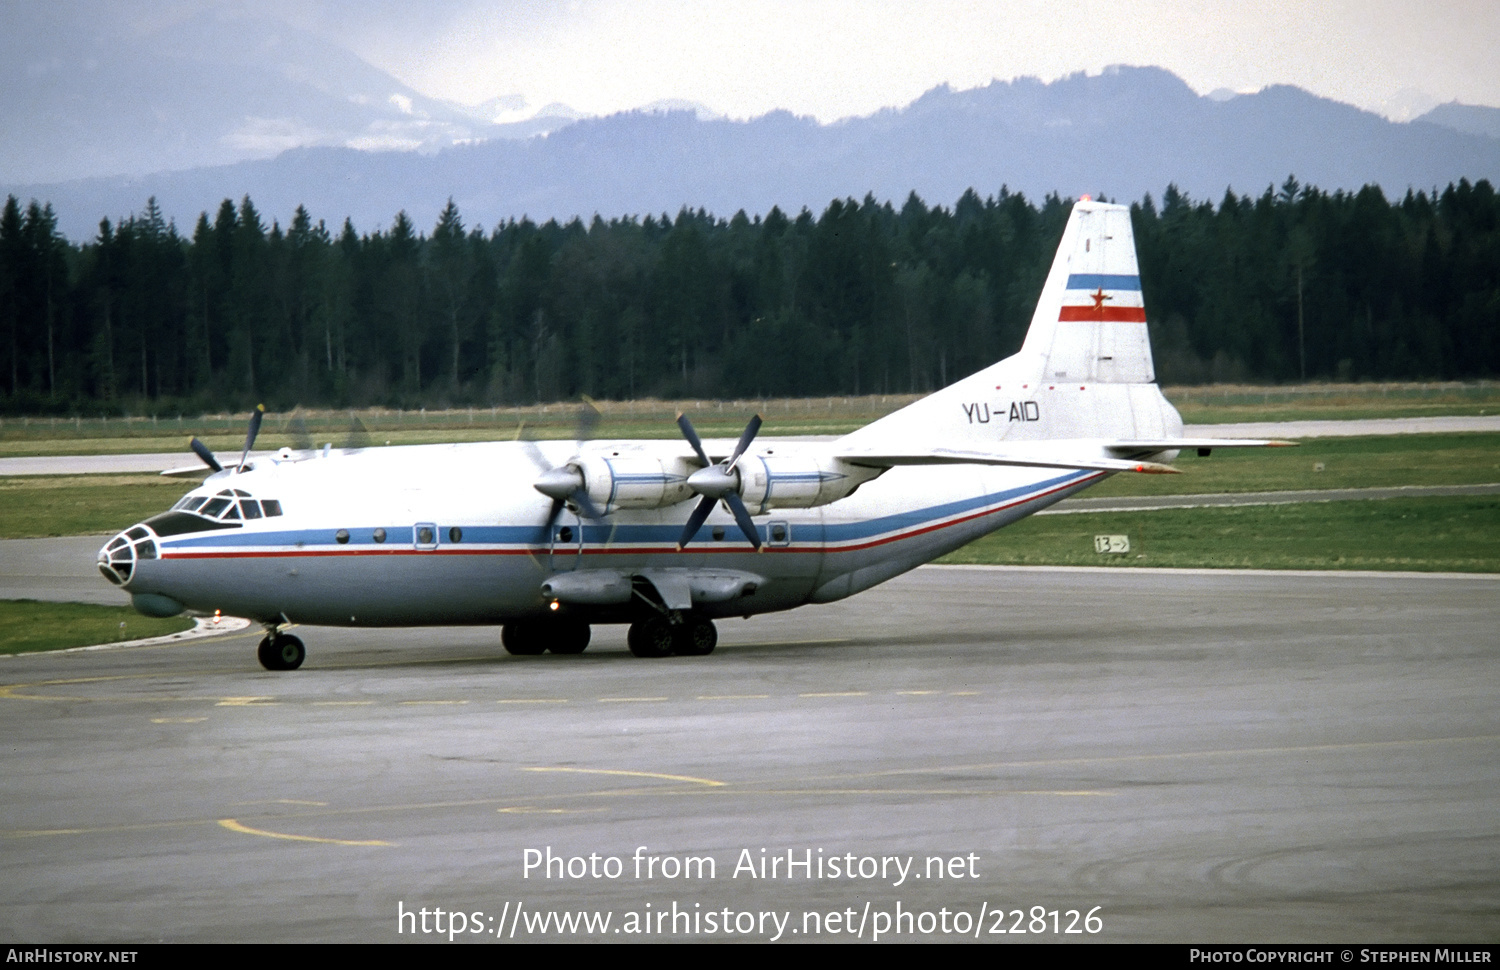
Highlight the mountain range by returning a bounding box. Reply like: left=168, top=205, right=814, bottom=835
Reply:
left=5, top=8, right=1498, bottom=242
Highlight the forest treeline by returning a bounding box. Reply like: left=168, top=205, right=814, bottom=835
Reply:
left=1, top=177, right=1496, bottom=414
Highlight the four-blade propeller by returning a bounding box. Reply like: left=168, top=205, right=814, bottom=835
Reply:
left=523, top=400, right=606, bottom=544
left=676, top=413, right=763, bottom=551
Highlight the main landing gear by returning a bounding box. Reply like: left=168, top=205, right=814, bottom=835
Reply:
left=257, top=628, right=305, bottom=671
left=501, top=618, right=591, bottom=656
left=499, top=614, right=718, bottom=658
left=626, top=615, right=717, bottom=658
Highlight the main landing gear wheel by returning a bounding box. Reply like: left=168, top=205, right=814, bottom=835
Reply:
left=674, top=617, right=718, bottom=656
left=627, top=616, right=675, bottom=658
left=627, top=616, right=717, bottom=657
left=502, top=619, right=591, bottom=656
left=548, top=620, right=591, bottom=655
left=501, top=622, right=546, bottom=656
left=257, top=633, right=305, bottom=671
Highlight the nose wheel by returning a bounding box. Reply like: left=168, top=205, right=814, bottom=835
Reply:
left=257, top=631, right=306, bottom=671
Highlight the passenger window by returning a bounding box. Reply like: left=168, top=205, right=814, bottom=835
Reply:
left=373, top=527, right=386, bottom=543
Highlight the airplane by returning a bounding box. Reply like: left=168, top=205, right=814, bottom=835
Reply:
left=96, top=199, right=1288, bottom=670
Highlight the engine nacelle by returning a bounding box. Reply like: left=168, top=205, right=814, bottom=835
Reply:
left=736, top=455, right=881, bottom=514
left=574, top=454, right=697, bottom=513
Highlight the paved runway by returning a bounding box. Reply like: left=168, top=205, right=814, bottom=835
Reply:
left=1, top=565, right=1496, bottom=943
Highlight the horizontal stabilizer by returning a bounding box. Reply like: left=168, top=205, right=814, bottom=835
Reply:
left=1105, top=437, right=1297, bottom=457
left=839, top=445, right=1180, bottom=475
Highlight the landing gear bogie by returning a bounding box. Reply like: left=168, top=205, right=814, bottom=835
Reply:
left=627, top=615, right=717, bottom=657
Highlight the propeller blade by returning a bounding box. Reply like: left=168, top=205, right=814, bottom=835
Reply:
left=725, top=493, right=763, bottom=551
left=285, top=412, right=312, bottom=451
left=343, top=415, right=371, bottom=451
left=237, top=404, right=265, bottom=473
left=728, top=414, right=762, bottom=465
left=575, top=398, right=600, bottom=447
left=676, top=413, right=710, bottom=466
left=676, top=494, right=716, bottom=550
left=189, top=437, right=223, bottom=473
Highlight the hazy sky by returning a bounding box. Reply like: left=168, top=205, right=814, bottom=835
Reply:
left=237, top=0, right=1500, bottom=121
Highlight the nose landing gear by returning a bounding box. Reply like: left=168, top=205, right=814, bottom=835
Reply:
left=257, top=628, right=306, bottom=670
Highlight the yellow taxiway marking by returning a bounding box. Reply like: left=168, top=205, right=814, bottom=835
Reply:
left=597, top=696, right=670, bottom=703
left=232, top=799, right=329, bottom=807
left=524, top=767, right=726, bottom=787
left=312, top=700, right=375, bottom=706
left=215, top=696, right=277, bottom=706
left=398, top=699, right=469, bottom=706
left=150, top=716, right=207, bottom=723
left=799, top=691, right=868, bottom=698
left=217, top=818, right=390, bottom=847
left=950, top=691, right=981, bottom=696
left=495, top=698, right=569, bottom=704
left=497, top=807, right=607, bottom=815
left=896, top=690, right=939, bottom=695
left=697, top=694, right=771, bottom=700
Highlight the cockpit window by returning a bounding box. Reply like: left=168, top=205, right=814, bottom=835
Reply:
left=176, top=489, right=284, bottom=521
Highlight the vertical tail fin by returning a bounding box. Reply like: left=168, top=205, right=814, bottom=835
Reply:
left=838, top=199, right=1177, bottom=452
left=1021, top=200, right=1154, bottom=384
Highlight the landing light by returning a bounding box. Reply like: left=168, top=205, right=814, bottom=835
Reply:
left=549, top=599, right=560, bottom=612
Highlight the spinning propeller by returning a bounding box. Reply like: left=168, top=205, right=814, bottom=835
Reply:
left=675, top=413, right=763, bottom=551
left=524, top=400, right=606, bottom=541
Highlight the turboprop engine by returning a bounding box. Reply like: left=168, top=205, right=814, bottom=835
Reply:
left=533, top=453, right=698, bottom=515
left=675, top=414, right=882, bottom=550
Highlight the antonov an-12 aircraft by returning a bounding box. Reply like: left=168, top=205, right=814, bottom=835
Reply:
left=98, top=200, right=1285, bottom=669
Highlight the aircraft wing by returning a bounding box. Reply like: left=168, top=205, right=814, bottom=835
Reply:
left=837, top=445, right=1181, bottom=475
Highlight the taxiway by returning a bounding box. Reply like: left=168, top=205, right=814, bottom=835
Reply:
left=1, top=565, right=1496, bottom=942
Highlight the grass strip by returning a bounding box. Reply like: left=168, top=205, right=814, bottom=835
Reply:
left=939, top=496, right=1500, bottom=573
left=0, top=600, right=196, bottom=655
